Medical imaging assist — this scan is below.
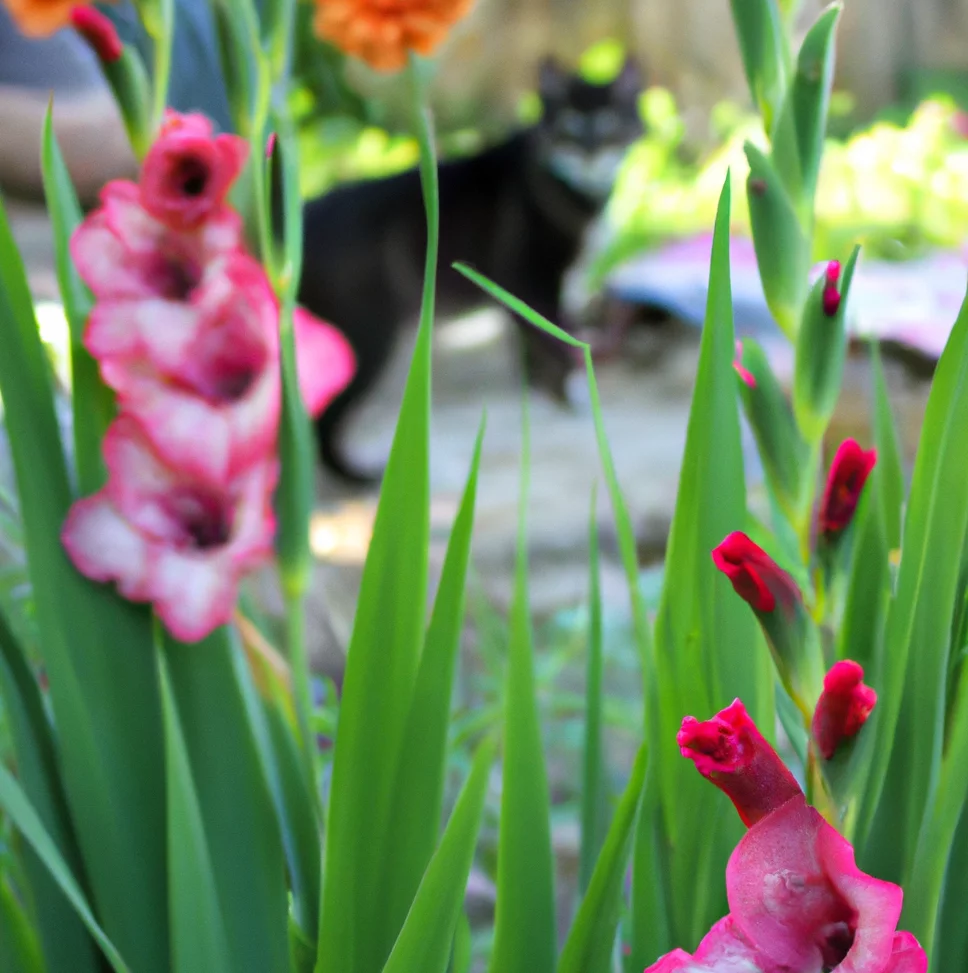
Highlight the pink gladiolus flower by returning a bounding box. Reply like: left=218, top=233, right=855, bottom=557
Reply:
left=140, top=111, right=248, bottom=231
left=812, top=660, right=877, bottom=759
left=711, top=532, right=801, bottom=615
left=71, top=180, right=242, bottom=303
left=85, top=251, right=282, bottom=485
left=646, top=701, right=927, bottom=973
left=293, top=306, right=356, bottom=418
left=819, top=439, right=877, bottom=539
left=62, top=418, right=276, bottom=642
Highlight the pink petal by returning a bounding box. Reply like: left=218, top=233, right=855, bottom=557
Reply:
left=61, top=494, right=152, bottom=601
left=816, top=823, right=904, bottom=973
left=293, top=306, right=356, bottom=417
left=644, top=916, right=771, bottom=972
left=148, top=548, right=239, bottom=642
left=726, top=796, right=847, bottom=971
left=86, top=299, right=201, bottom=366
left=885, top=933, right=928, bottom=973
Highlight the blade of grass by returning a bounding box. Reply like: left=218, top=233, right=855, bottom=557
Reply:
left=0, top=604, right=99, bottom=973
left=382, top=416, right=487, bottom=936
left=487, top=387, right=556, bottom=973
left=559, top=745, right=648, bottom=973
left=0, top=764, right=130, bottom=973
left=316, top=53, right=437, bottom=973
left=579, top=484, right=609, bottom=896
left=381, top=736, right=497, bottom=973
left=0, top=190, right=169, bottom=972
left=164, top=630, right=289, bottom=973
left=0, top=873, right=44, bottom=973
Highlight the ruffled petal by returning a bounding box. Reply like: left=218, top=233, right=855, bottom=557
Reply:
left=293, top=306, right=356, bottom=417
left=61, top=494, right=152, bottom=601
left=148, top=547, right=239, bottom=642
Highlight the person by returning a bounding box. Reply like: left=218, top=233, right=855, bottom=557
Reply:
left=0, top=1, right=235, bottom=204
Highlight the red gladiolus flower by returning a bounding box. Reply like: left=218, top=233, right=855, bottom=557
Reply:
left=140, top=112, right=248, bottom=231
left=70, top=5, right=123, bottom=61
left=819, top=438, right=877, bottom=538
left=812, top=660, right=877, bottom=759
left=646, top=701, right=927, bottom=973
left=711, top=532, right=800, bottom=614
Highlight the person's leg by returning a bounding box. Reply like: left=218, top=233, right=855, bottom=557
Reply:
left=0, top=7, right=136, bottom=203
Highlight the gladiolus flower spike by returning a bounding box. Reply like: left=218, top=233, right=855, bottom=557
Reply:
left=647, top=699, right=927, bottom=972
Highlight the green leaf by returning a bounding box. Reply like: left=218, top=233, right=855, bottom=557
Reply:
left=449, top=911, right=472, bottom=973
left=579, top=485, right=609, bottom=897
left=0, top=764, right=130, bottom=973
left=651, top=174, right=770, bottom=945
left=728, top=0, right=790, bottom=134
left=316, top=56, right=436, bottom=973
left=870, top=343, right=905, bottom=552
left=858, top=280, right=968, bottom=883
left=0, top=874, right=44, bottom=973
left=40, top=106, right=111, bottom=496
left=0, top=602, right=99, bottom=973
left=744, top=143, right=810, bottom=340
left=158, top=651, right=233, bottom=973
left=164, top=630, right=289, bottom=973
left=0, top=190, right=169, bottom=972
left=381, top=736, right=497, bottom=973
left=559, top=746, right=648, bottom=973
left=770, top=3, right=841, bottom=215
left=382, top=416, right=486, bottom=936
left=234, top=630, right=320, bottom=943
left=488, top=391, right=556, bottom=973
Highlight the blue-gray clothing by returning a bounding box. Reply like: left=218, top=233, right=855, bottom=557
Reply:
left=0, top=2, right=234, bottom=132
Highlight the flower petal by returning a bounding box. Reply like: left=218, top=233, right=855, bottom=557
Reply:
left=293, top=306, right=357, bottom=417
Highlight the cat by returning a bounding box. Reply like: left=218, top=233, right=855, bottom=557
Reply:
left=298, top=57, right=644, bottom=484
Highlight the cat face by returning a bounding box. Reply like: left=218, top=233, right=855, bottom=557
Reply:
left=535, top=56, right=645, bottom=202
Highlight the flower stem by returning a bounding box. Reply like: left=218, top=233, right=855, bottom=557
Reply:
left=145, top=0, right=174, bottom=135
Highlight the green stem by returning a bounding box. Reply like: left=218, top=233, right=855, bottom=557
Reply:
left=284, top=589, right=319, bottom=813
left=147, top=0, right=175, bottom=134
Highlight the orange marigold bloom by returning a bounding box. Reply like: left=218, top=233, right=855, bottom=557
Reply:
left=3, top=0, right=112, bottom=37
left=314, top=0, right=475, bottom=73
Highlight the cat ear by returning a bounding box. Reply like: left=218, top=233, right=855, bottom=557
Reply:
left=538, top=57, right=569, bottom=104
left=612, top=56, right=643, bottom=104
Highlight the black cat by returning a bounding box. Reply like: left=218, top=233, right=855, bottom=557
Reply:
left=298, top=57, right=644, bottom=484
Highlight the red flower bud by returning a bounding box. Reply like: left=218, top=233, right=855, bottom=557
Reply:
left=812, top=660, right=877, bottom=759
left=711, top=532, right=800, bottom=614
left=70, top=5, right=123, bottom=63
left=821, top=260, right=841, bottom=316
left=819, top=439, right=877, bottom=538
left=733, top=340, right=756, bottom=388
left=265, top=131, right=277, bottom=160
left=678, top=699, right=802, bottom=826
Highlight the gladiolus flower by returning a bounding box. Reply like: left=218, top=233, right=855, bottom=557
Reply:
left=3, top=0, right=111, bottom=36
left=85, top=253, right=282, bottom=486
left=70, top=5, right=123, bottom=61
left=313, top=0, right=476, bottom=73
left=819, top=438, right=877, bottom=538
left=812, top=660, right=877, bottom=759
left=140, top=111, right=248, bottom=231
left=61, top=418, right=276, bottom=642
left=646, top=701, right=927, bottom=973
left=711, top=532, right=800, bottom=615
left=71, top=180, right=242, bottom=302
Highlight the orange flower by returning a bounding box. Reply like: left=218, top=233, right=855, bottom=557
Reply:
left=3, top=0, right=112, bottom=36
left=314, top=0, right=474, bottom=72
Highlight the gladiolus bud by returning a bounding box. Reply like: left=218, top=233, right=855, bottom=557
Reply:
left=819, top=438, right=877, bottom=539
left=812, top=660, right=877, bottom=759
left=712, top=532, right=825, bottom=712
left=70, top=5, right=123, bottom=62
